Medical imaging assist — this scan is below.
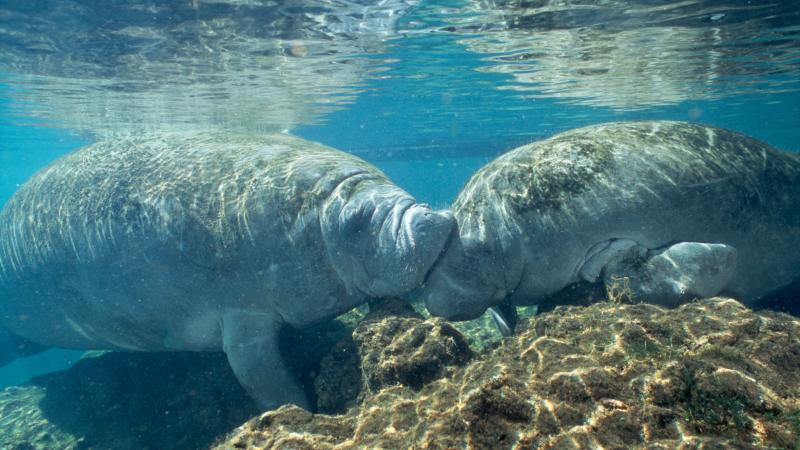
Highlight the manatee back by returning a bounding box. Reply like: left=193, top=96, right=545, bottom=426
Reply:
left=2, top=133, right=383, bottom=275
left=459, top=121, right=799, bottom=229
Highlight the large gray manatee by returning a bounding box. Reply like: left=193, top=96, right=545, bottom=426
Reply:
left=421, top=121, right=800, bottom=322
left=0, top=133, right=454, bottom=410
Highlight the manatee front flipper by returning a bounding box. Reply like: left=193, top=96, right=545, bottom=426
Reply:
left=580, top=240, right=738, bottom=306
left=0, top=325, right=48, bottom=367
left=222, top=310, right=309, bottom=411
left=488, top=300, right=518, bottom=336
left=600, top=241, right=738, bottom=306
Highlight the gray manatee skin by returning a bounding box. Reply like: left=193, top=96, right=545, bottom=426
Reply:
left=0, top=133, right=454, bottom=410
left=422, top=121, right=800, bottom=320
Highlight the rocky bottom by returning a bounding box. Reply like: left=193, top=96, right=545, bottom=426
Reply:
left=1, top=297, right=798, bottom=449
left=0, top=318, right=352, bottom=450
left=217, top=298, right=800, bottom=449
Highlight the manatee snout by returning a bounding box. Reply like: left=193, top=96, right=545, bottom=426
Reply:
left=404, top=205, right=455, bottom=257
left=423, top=273, right=496, bottom=321
left=420, top=233, right=502, bottom=321
left=387, top=204, right=455, bottom=294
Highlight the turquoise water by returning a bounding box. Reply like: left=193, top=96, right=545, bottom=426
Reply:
left=0, top=0, right=799, bottom=446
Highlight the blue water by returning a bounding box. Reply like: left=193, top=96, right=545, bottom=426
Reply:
left=0, top=0, right=799, bottom=433
left=0, top=114, right=87, bottom=386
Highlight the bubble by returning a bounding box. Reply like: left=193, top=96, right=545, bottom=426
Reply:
left=688, top=107, right=703, bottom=119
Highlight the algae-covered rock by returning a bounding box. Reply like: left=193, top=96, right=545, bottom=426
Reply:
left=313, top=335, right=362, bottom=414
left=0, top=385, right=80, bottom=449
left=6, top=297, right=795, bottom=449
left=216, top=297, right=800, bottom=449
left=354, top=316, right=473, bottom=393
left=314, top=297, right=471, bottom=413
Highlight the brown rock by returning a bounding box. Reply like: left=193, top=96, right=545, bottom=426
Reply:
left=215, top=298, right=800, bottom=449
left=354, top=316, right=473, bottom=393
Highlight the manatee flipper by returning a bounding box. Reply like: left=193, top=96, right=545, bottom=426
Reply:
left=488, top=300, right=518, bottom=336
left=222, top=310, right=309, bottom=411
left=0, top=325, right=48, bottom=367
left=601, top=241, right=737, bottom=306
left=579, top=239, right=639, bottom=282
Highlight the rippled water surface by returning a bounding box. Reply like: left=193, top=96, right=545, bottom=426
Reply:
left=1, top=0, right=798, bottom=153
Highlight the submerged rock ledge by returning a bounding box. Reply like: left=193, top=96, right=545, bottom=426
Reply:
left=1, top=297, right=797, bottom=449
left=217, top=297, right=800, bottom=449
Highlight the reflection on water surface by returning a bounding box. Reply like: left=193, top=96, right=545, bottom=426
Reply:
left=1, top=0, right=798, bottom=139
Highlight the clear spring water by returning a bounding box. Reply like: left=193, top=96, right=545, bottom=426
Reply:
left=0, top=0, right=798, bottom=444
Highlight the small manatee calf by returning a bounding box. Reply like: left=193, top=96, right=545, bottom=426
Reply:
left=0, top=133, right=454, bottom=410
left=421, top=121, right=800, bottom=325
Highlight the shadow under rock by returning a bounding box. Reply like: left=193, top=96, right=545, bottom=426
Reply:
left=32, top=351, right=258, bottom=450
left=755, top=275, right=800, bottom=316
left=17, top=317, right=355, bottom=450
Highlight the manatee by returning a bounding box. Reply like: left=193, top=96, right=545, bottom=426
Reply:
left=421, top=121, right=800, bottom=323
left=0, top=133, right=454, bottom=410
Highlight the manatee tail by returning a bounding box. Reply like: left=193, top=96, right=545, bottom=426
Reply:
left=0, top=325, right=48, bottom=367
